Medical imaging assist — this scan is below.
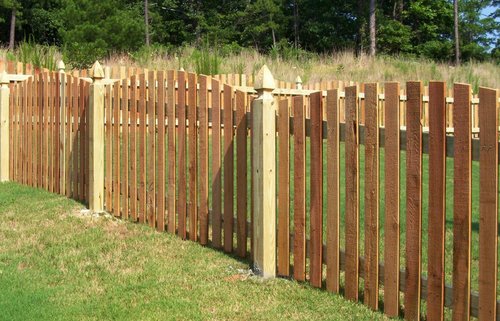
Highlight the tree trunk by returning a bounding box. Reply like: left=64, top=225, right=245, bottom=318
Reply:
left=293, top=0, right=299, bottom=48
left=454, top=0, right=460, bottom=65
left=9, top=8, right=16, bottom=50
left=369, top=0, right=376, bottom=56
left=144, top=0, right=150, bottom=47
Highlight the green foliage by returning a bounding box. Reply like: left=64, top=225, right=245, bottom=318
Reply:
left=377, top=19, right=413, bottom=55
left=16, top=39, right=59, bottom=70
left=62, top=41, right=107, bottom=69
left=0, top=0, right=498, bottom=63
left=191, top=41, right=222, bottom=75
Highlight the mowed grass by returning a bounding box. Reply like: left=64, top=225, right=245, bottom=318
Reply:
left=0, top=182, right=396, bottom=321
left=106, top=129, right=496, bottom=298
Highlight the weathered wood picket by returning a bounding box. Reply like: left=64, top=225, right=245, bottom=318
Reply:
left=1, top=61, right=499, bottom=321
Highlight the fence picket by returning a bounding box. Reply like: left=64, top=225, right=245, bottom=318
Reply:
left=478, top=86, right=498, bottom=321
left=130, top=75, right=138, bottom=221
left=383, top=82, right=400, bottom=317
left=113, top=81, right=121, bottom=216
left=157, top=71, right=165, bottom=230
left=364, top=83, right=379, bottom=309
left=178, top=71, right=187, bottom=238
left=147, top=71, right=156, bottom=228
left=122, top=78, right=130, bottom=220
left=278, top=99, right=290, bottom=277
left=405, top=81, right=423, bottom=321
left=326, top=89, right=340, bottom=293
left=236, top=90, right=247, bottom=258
left=452, top=83, right=472, bottom=321
left=293, top=95, right=306, bottom=282
left=188, top=73, right=197, bottom=240
left=167, top=71, right=176, bottom=233
left=139, top=73, right=147, bottom=224
left=211, top=79, right=222, bottom=248
left=310, top=91, right=323, bottom=288
left=199, top=75, right=209, bottom=244
left=223, top=84, right=234, bottom=253
left=427, top=81, right=446, bottom=321
left=105, top=84, right=112, bottom=212
left=345, top=85, right=359, bottom=301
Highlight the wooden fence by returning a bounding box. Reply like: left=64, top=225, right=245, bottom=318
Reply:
left=1, top=62, right=499, bottom=321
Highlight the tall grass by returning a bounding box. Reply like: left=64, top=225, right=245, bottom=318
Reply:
left=2, top=43, right=499, bottom=89
left=2, top=40, right=61, bottom=71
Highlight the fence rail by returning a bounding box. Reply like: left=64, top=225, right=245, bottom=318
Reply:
left=1, top=62, right=499, bottom=321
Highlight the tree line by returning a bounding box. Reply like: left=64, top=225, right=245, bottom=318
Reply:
left=1, top=0, right=499, bottom=67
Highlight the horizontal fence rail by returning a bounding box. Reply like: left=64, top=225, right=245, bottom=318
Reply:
left=2, top=62, right=500, bottom=321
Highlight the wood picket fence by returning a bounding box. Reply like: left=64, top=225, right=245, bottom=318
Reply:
left=2, top=64, right=500, bottom=321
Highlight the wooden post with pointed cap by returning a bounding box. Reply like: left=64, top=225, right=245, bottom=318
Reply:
left=89, top=61, right=105, bottom=212
left=295, top=76, right=303, bottom=90
left=0, top=71, right=10, bottom=182
left=252, top=65, right=276, bottom=278
left=58, top=60, right=67, bottom=193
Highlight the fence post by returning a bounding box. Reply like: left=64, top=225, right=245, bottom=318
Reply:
left=0, top=72, right=9, bottom=182
left=58, top=60, right=66, bottom=193
left=88, top=61, right=105, bottom=212
left=252, top=65, right=276, bottom=278
left=295, top=76, right=303, bottom=90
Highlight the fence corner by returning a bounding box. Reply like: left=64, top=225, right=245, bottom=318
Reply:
left=88, top=61, right=105, bottom=212
left=252, top=65, right=277, bottom=278
left=0, top=71, right=9, bottom=182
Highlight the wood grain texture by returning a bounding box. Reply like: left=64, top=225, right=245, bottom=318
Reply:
left=236, top=90, right=247, bottom=257
left=326, top=89, right=340, bottom=293
left=199, top=75, right=209, bottom=244
left=427, top=81, right=446, bottom=321
left=43, top=73, right=49, bottom=190
left=27, top=77, right=32, bottom=187
left=167, top=70, right=176, bottom=233
left=147, top=71, right=156, bottom=228
left=364, top=83, right=379, bottom=310
left=211, top=79, right=222, bottom=248
left=309, top=91, right=323, bottom=288
left=452, top=83, right=472, bottom=321
left=178, top=71, right=187, bottom=239
left=278, top=99, right=290, bottom=277
left=383, top=82, right=400, bottom=317
left=113, top=82, right=121, bottom=217
left=37, top=76, right=42, bottom=187
left=71, top=77, right=79, bottom=199
left=157, top=71, right=165, bottom=231
left=223, top=84, right=234, bottom=253
left=54, top=73, right=60, bottom=193
left=187, top=73, right=198, bottom=240
left=344, top=85, right=359, bottom=301
left=105, top=85, right=112, bottom=212
left=122, top=78, right=129, bottom=220
left=293, top=95, right=306, bottom=281
left=478, top=86, right=498, bottom=321
left=405, top=81, right=423, bottom=321
left=130, top=75, right=138, bottom=221
left=78, top=79, right=88, bottom=200
left=139, top=73, right=147, bottom=224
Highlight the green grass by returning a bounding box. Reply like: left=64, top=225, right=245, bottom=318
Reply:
left=0, top=182, right=396, bottom=321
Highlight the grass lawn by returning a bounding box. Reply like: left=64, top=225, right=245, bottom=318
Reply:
left=0, top=182, right=396, bottom=321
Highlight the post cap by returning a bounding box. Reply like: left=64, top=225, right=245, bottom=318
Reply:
left=295, top=75, right=302, bottom=84
left=90, top=61, right=105, bottom=80
left=57, top=60, right=66, bottom=72
left=0, top=71, right=8, bottom=85
left=254, top=65, right=275, bottom=91
left=179, top=67, right=185, bottom=72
